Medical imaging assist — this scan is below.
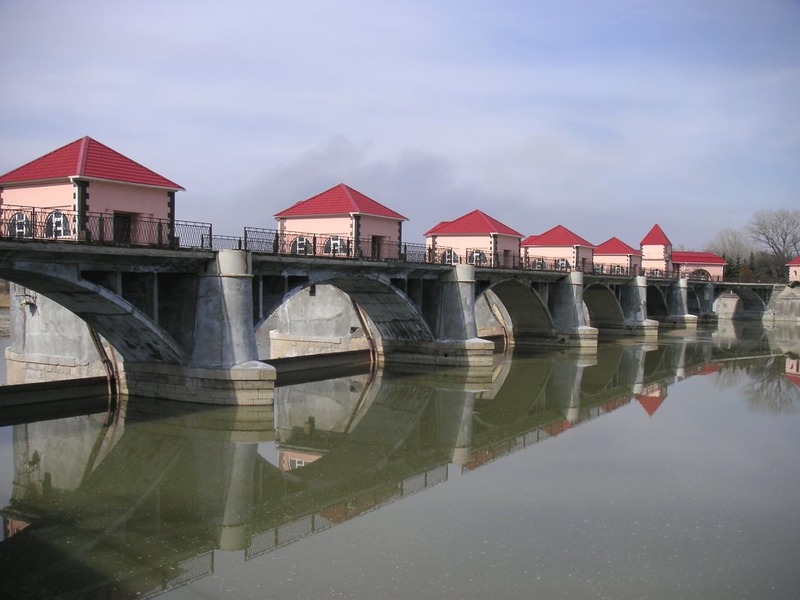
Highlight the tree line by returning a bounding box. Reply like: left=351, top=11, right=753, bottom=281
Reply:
left=706, top=208, right=800, bottom=282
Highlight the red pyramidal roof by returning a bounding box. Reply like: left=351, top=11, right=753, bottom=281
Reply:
left=424, top=209, right=522, bottom=237
left=595, top=236, right=640, bottom=255
left=275, top=183, right=406, bottom=221
left=787, top=256, right=800, bottom=266
left=0, top=136, right=183, bottom=190
left=641, top=224, right=672, bottom=246
left=672, top=251, right=726, bottom=265
left=521, top=225, right=594, bottom=248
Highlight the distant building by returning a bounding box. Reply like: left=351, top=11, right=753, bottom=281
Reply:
left=672, top=251, right=726, bottom=281
left=424, top=209, right=523, bottom=267
left=274, top=183, right=406, bottom=259
left=640, top=224, right=673, bottom=276
left=640, top=224, right=725, bottom=280
left=787, top=256, right=800, bottom=285
left=0, top=136, right=183, bottom=244
left=594, top=237, right=642, bottom=275
left=521, top=225, right=595, bottom=272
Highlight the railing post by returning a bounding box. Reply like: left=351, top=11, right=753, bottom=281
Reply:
left=98, top=214, right=105, bottom=243
left=157, top=221, right=164, bottom=247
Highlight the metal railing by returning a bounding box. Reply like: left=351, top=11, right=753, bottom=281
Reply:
left=0, top=205, right=729, bottom=281
left=242, top=228, right=451, bottom=264
left=0, top=204, right=213, bottom=250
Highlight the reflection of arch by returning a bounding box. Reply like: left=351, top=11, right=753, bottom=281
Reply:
left=290, top=236, right=311, bottom=255
left=323, top=236, right=349, bottom=256
left=8, top=212, right=31, bottom=238
left=440, top=249, right=459, bottom=264
left=45, top=211, right=71, bottom=239
left=583, top=283, right=625, bottom=330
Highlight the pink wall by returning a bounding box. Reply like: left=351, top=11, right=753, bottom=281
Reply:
left=1, top=183, right=75, bottom=210
left=86, top=181, right=170, bottom=219
left=789, top=264, right=800, bottom=283
left=276, top=215, right=402, bottom=242
left=524, top=245, right=594, bottom=271
left=359, top=215, right=401, bottom=241
left=595, top=253, right=642, bottom=274
left=641, top=243, right=672, bottom=273
left=277, top=216, right=353, bottom=236
left=425, top=233, right=520, bottom=266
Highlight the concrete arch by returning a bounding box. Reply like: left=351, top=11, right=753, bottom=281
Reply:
left=713, top=285, right=768, bottom=318
left=583, top=283, right=625, bottom=331
left=256, top=275, right=434, bottom=358
left=474, top=279, right=555, bottom=345
left=0, top=266, right=188, bottom=363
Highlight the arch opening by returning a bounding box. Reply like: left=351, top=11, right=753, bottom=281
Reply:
left=474, top=280, right=555, bottom=350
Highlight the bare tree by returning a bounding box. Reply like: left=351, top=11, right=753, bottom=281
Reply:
left=748, top=208, right=800, bottom=264
left=706, top=227, right=754, bottom=263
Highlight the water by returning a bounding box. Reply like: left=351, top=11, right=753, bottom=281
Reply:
left=1, top=332, right=799, bottom=599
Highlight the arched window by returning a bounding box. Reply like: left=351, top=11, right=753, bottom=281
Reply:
left=532, top=257, right=545, bottom=270
left=45, top=211, right=71, bottom=239
left=291, top=236, right=310, bottom=255
left=612, top=264, right=624, bottom=275
left=468, top=249, right=487, bottom=266
left=440, top=249, right=459, bottom=264
left=323, top=235, right=349, bottom=256
left=557, top=258, right=570, bottom=270
left=651, top=268, right=662, bottom=277
left=8, top=212, right=31, bottom=238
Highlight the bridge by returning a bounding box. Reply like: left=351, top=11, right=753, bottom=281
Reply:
left=0, top=230, right=794, bottom=404
left=1, top=333, right=778, bottom=599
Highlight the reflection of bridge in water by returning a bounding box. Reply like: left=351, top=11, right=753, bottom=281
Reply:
left=0, top=331, right=785, bottom=599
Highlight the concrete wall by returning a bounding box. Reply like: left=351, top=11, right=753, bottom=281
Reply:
left=6, top=283, right=109, bottom=383
left=268, top=284, right=370, bottom=358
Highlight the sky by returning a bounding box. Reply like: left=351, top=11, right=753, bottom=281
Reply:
left=1, top=0, right=798, bottom=249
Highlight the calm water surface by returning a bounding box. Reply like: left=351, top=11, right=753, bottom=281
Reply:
left=1, top=330, right=799, bottom=599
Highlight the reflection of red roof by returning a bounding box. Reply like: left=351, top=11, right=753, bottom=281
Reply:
left=788, top=256, right=800, bottom=266
left=672, top=251, right=726, bottom=265
left=641, top=224, right=671, bottom=246
left=595, top=236, right=640, bottom=255
left=636, top=392, right=666, bottom=416
left=424, top=209, right=522, bottom=237
left=521, top=225, right=594, bottom=248
left=784, top=373, right=800, bottom=387
left=0, top=136, right=184, bottom=190
left=275, top=183, right=407, bottom=220
left=691, top=363, right=722, bottom=376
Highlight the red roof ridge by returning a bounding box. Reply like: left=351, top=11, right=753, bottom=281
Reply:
left=521, top=224, right=594, bottom=248
left=275, top=183, right=406, bottom=221
left=672, top=251, right=726, bottom=264
left=0, top=136, right=184, bottom=190
left=595, top=236, right=640, bottom=255
left=424, top=209, right=522, bottom=237
left=641, top=224, right=672, bottom=246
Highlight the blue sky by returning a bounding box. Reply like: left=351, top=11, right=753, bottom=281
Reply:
left=1, top=0, right=798, bottom=247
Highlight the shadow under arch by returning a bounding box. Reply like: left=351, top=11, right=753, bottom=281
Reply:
left=474, top=279, right=555, bottom=346
left=255, top=275, right=435, bottom=359
left=646, top=285, right=669, bottom=320
left=583, top=283, right=625, bottom=332
left=0, top=267, right=188, bottom=364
